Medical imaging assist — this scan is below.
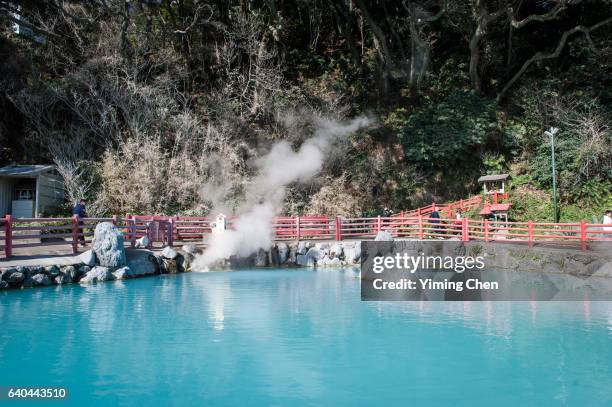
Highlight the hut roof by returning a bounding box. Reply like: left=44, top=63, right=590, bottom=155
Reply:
left=477, top=174, right=510, bottom=183
left=0, top=165, right=56, bottom=178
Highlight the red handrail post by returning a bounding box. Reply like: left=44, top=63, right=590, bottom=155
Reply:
left=484, top=219, right=489, bottom=242
left=335, top=216, right=342, bottom=240
left=71, top=215, right=79, bottom=254
left=130, top=215, right=136, bottom=248
left=418, top=216, right=424, bottom=240
left=4, top=214, right=12, bottom=258
left=376, top=216, right=382, bottom=233
left=168, top=218, right=174, bottom=247
left=528, top=221, right=534, bottom=247
left=461, top=218, right=469, bottom=242
left=580, top=220, right=587, bottom=251
left=296, top=216, right=301, bottom=241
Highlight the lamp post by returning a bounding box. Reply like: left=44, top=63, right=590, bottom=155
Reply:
left=544, top=127, right=559, bottom=222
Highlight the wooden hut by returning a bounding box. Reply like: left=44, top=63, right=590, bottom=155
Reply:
left=0, top=165, right=65, bottom=218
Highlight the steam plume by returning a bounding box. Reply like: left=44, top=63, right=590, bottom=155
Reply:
left=193, top=115, right=371, bottom=270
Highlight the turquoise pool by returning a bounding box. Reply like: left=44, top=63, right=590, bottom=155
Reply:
left=1, top=268, right=611, bottom=406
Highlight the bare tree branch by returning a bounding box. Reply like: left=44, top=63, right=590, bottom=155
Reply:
left=508, top=0, right=575, bottom=29
left=498, top=17, right=612, bottom=102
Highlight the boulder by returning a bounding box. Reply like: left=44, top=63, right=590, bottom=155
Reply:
left=54, top=274, right=71, bottom=285
left=0, top=280, right=8, bottom=289
left=375, top=230, right=394, bottom=241
left=297, top=247, right=320, bottom=267
left=329, top=244, right=343, bottom=258
left=296, top=254, right=314, bottom=267
left=78, top=250, right=96, bottom=267
left=255, top=249, right=268, bottom=267
left=112, top=266, right=134, bottom=280
left=26, top=266, right=44, bottom=277
left=77, top=265, right=91, bottom=277
left=176, top=252, right=191, bottom=273
left=330, top=257, right=342, bottom=266
left=342, top=242, right=361, bottom=264
left=7, top=272, right=25, bottom=284
left=31, top=273, right=51, bottom=286
left=161, top=258, right=178, bottom=274
left=181, top=244, right=201, bottom=255
left=61, top=266, right=79, bottom=282
left=79, top=266, right=115, bottom=284
left=287, top=244, right=298, bottom=264
left=161, top=246, right=178, bottom=260
left=135, top=235, right=150, bottom=249
left=22, top=276, right=34, bottom=288
left=92, top=222, right=126, bottom=268
left=320, top=256, right=331, bottom=266
left=268, top=246, right=280, bottom=267
left=1, top=268, right=17, bottom=281
left=44, top=265, right=60, bottom=278
left=126, top=250, right=159, bottom=276
left=277, top=243, right=289, bottom=264
left=296, top=241, right=309, bottom=255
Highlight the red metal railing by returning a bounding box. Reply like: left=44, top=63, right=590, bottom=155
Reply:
left=398, top=195, right=484, bottom=219
left=1, top=213, right=610, bottom=259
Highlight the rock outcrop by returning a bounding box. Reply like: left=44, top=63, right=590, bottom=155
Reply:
left=80, top=266, right=116, bottom=284
left=135, top=235, right=150, bottom=248
left=161, top=246, right=178, bottom=260
left=92, top=222, right=126, bottom=268
left=112, top=266, right=134, bottom=280
left=375, top=230, right=394, bottom=241
left=31, top=273, right=51, bottom=286
left=277, top=243, right=289, bottom=264
left=78, top=250, right=96, bottom=267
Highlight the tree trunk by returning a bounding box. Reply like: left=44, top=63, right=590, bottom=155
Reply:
left=469, top=29, right=483, bottom=93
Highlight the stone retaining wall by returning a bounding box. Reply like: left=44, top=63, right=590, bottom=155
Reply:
left=2, top=238, right=611, bottom=291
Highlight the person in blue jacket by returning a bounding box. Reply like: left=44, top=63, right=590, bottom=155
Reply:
left=72, top=199, right=88, bottom=246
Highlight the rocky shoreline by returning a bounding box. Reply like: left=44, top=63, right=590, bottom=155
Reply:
left=0, top=222, right=194, bottom=291
left=3, top=224, right=610, bottom=291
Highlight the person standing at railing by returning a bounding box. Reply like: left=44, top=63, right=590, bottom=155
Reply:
left=604, top=210, right=612, bottom=237
left=454, top=209, right=463, bottom=236
left=72, top=199, right=88, bottom=247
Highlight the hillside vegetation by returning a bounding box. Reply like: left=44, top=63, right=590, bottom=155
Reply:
left=0, top=0, right=610, bottom=220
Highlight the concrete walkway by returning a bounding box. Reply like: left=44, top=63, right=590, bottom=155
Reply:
left=0, top=243, right=167, bottom=268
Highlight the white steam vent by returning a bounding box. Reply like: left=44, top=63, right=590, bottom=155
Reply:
left=193, top=115, right=372, bottom=271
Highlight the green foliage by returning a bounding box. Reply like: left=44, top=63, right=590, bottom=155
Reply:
left=481, top=153, right=506, bottom=174
left=509, top=189, right=554, bottom=222
left=397, top=90, right=498, bottom=172
left=509, top=185, right=611, bottom=222
left=1, top=0, right=610, bottom=219
left=567, top=179, right=612, bottom=209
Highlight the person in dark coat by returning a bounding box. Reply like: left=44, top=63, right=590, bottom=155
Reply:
left=430, top=207, right=441, bottom=223
left=72, top=199, right=88, bottom=246
left=429, top=206, right=441, bottom=238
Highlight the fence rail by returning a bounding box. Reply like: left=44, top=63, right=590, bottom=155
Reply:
left=1, top=213, right=610, bottom=259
